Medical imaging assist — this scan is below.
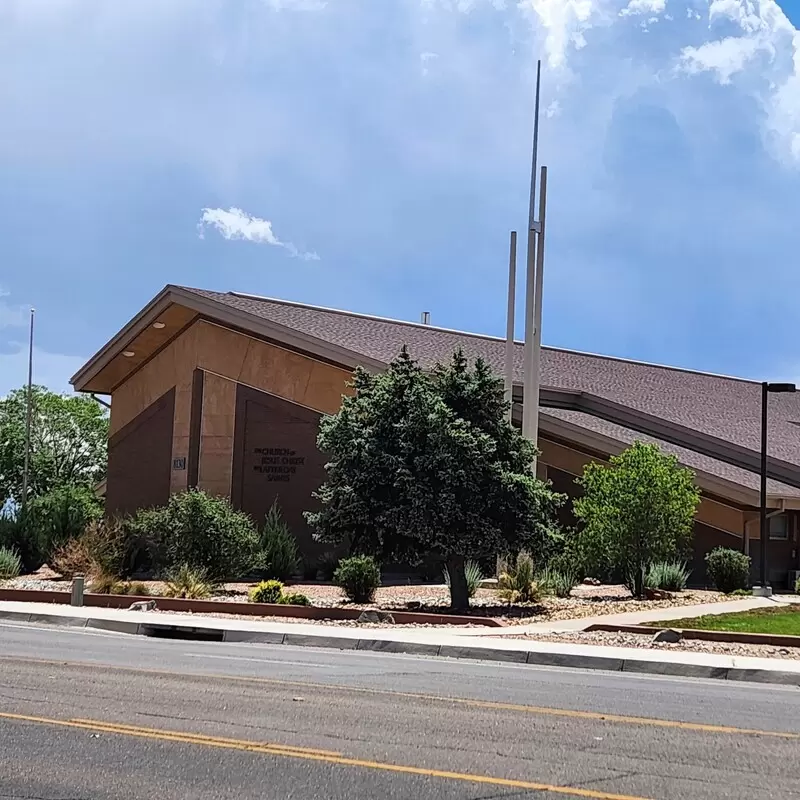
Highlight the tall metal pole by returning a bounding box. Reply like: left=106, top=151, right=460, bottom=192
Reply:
left=521, top=60, right=542, bottom=442
left=504, top=231, right=517, bottom=423
left=528, top=165, right=548, bottom=471
left=759, top=381, right=769, bottom=590
left=20, top=308, right=35, bottom=509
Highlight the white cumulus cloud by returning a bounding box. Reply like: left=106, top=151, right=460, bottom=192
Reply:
left=198, top=207, right=320, bottom=261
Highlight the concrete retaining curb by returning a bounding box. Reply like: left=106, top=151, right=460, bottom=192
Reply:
left=4, top=606, right=800, bottom=687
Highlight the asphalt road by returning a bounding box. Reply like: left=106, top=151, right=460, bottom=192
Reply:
left=1, top=620, right=800, bottom=800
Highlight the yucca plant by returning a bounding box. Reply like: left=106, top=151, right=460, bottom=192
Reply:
left=645, top=561, right=690, bottom=592
left=497, top=551, right=539, bottom=604
left=536, top=566, right=577, bottom=598
left=0, top=546, right=22, bottom=580
left=443, top=560, right=484, bottom=599
left=164, top=564, right=218, bottom=599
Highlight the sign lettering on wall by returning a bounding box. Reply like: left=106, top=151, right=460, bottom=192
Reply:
left=252, top=447, right=306, bottom=483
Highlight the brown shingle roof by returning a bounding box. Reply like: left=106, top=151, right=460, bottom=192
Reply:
left=180, top=287, right=800, bottom=483
left=542, top=408, right=800, bottom=498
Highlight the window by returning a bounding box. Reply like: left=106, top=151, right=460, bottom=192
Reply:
left=769, top=514, right=789, bottom=541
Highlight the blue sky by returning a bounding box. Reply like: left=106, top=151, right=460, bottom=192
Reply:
left=2, top=0, right=800, bottom=395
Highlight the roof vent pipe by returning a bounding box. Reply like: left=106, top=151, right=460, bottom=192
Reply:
left=420, top=311, right=431, bottom=325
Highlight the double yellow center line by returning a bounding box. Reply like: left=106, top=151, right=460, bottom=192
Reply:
left=2, top=711, right=647, bottom=800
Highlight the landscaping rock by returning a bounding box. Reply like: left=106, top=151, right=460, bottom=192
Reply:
left=582, top=578, right=602, bottom=586
left=651, top=628, right=682, bottom=644
left=645, top=588, right=674, bottom=601
left=357, top=610, right=395, bottom=624
left=129, top=600, right=157, bottom=612
left=405, top=601, right=422, bottom=610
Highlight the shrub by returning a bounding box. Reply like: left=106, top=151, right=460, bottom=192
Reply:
left=125, top=581, right=151, bottom=597
left=257, top=501, right=299, bottom=581
left=443, top=559, right=484, bottom=599
left=498, top=551, right=539, bottom=604
left=728, top=588, right=752, bottom=597
left=19, top=485, right=103, bottom=563
left=645, top=561, right=690, bottom=592
left=0, top=546, right=22, bottom=580
left=90, top=572, right=124, bottom=595
left=796, top=575, right=800, bottom=595
left=164, top=564, right=217, bottom=599
left=249, top=579, right=284, bottom=604
left=279, top=591, right=311, bottom=606
left=128, top=490, right=259, bottom=581
left=334, top=555, right=381, bottom=603
left=50, top=518, right=130, bottom=580
left=705, top=547, right=750, bottom=594
left=50, top=536, right=96, bottom=579
left=317, top=551, right=339, bottom=581
left=536, top=565, right=576, bottom=598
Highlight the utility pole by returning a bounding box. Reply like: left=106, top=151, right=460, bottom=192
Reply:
left=503, top=231, right=517, bottom=423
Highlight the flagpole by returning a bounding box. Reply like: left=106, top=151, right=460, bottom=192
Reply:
left=504, top=231, right=517, bottom=423
left=528, top=166, right=547, bottom=471
left=20, top=307, right=35, bottom=509
left=521, top=60, right=542, bottom=443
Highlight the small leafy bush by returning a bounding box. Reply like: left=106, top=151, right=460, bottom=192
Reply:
left=728, top=588, right=752, bottom=597
left=279, top=591, right=311, bottom=606
left=164, top=564, right=217, bottom=599
left=498, top=551, right=539, bottom=604
left=645, top=561, right=690, bottom=592
left=443, top=559, right=484, bottom=599
left=705, top=547, right=750, bottom=594
left=796, top=575, right=800, bottom=595
left=129, top=490, right=259, bottom=581
left=125, top=581, right=151, bottom=597
left=257, top=501, right=299, bottom=581
left=334, top=555, right=381, bottom=603
left=536, top=566, right=576, bottom=598
left=0, top=546, right=22, bottom=580
left=249, top=579, right=284, bottom=604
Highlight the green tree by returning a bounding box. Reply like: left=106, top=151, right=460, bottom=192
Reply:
left=572, top=441, right=700, bottom=597
left=0, top=386, right=108, bottom=505
left=306, top=348, right=563, bottom=610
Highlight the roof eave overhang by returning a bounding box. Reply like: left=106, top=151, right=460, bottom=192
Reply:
left=71, top=285, right=387, bottom=393
left=536, top=411, right=795, bottom=508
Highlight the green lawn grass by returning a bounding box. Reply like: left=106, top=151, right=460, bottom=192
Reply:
left=649, top=606, right=800, bottom=636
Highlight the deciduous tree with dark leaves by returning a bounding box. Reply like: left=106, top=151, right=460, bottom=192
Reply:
left=306, top=348, right=563, bottom=610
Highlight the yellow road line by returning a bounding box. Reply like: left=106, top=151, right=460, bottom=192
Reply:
left=0, top=711, right=652, bottom=800
left=2, top=654, right=798, bottom=742
left=0, top=712, right=340, bottom=757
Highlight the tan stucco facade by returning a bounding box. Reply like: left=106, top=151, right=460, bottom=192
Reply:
left=109, top=318, right=352, bottom=497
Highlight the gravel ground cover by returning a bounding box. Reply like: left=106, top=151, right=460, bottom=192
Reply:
left=2, top=570, right=730, bottom=627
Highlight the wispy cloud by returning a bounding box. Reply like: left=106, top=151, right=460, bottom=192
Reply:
left=0, top=290, right=28, bottom=329
left=420, top=51, right=439, bottom=76
left=198, top=207, right=320, bottom=261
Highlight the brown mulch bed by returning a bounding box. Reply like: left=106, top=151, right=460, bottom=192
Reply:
left=2, top=571, right=729, bottom=627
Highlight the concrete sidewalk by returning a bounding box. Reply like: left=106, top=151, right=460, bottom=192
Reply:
left=2, top=600, right=800, bottom=688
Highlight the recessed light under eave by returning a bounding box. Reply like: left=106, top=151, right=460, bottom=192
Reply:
left=122, top=351, right=135, bottom=358
left=152, top=322, right=166, bottom=329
